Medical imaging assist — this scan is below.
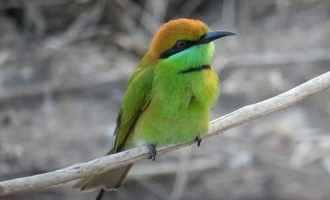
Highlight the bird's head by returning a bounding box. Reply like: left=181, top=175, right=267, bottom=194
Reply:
left=145, top=18, right=234, bottom=73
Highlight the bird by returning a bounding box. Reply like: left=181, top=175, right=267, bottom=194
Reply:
left=74, top=18, right=234, bottom=200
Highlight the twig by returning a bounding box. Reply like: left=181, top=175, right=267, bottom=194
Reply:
left=0, top=71, right=329, bottom=196
left=0, top=67, right=134, bottom=108
left=42, top=0, right=105, bottom=50
left=141, top=0, right=166, bottom=32
left=115, top=0, right=160, bottom=34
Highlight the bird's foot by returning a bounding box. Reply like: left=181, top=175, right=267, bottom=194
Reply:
left=147, top=144, right=157, bottom=161
left=194, top=136, right=202, bottom=147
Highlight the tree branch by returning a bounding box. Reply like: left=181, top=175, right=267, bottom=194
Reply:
left=0, top=71, right=330, bottom=196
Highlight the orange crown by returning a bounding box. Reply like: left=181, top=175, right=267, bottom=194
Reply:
left=146, top=18, right=209, bottom=61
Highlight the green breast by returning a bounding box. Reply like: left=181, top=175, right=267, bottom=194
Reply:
left=128, top=96, right=209, bottom=147
left=126, top=69, right=217, bottom=147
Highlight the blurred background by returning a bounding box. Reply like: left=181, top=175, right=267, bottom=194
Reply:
left=0, top=0, right=330, bottom=199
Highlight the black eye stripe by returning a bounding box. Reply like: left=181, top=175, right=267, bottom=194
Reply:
left=175, top=40, right=186, bottom=48
left=199, top=34, right=206, bottom=40
left=160, top=40, right=195, bottom=59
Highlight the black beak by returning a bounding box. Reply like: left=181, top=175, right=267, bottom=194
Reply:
left=197, top=31, right=235, bottom=45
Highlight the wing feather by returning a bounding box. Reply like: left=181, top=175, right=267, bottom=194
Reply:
left=111, top=66, right=154, bottom=152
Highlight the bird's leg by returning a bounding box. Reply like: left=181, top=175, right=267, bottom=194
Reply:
left=194, top=136, right=202, bottom=147
left=147, top=144, right=157, bottom=161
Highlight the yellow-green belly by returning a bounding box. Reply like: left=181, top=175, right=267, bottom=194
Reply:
left=125, top=101, right=209, bottom=147
left=125, top=69, right=219, bottom=148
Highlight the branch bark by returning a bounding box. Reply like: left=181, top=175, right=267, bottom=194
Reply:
left=0, top=71, right=329, bottom=196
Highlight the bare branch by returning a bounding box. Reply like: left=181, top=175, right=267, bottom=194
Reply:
left=0, top=71, right=330, bottom=196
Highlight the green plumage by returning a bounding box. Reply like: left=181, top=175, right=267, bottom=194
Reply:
left=74, top=42, right=219, bottom=191
left=72, top=19, right=234, bottom=200
left=126, top=42, right=219, bottom=147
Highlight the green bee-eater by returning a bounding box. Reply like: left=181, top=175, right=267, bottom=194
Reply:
left=74, top=18, right=234, bottom=200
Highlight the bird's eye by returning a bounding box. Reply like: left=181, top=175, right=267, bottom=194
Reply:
left=174, top=40, right=189, bottom=49
left=159, top=40, right=193, bottom=59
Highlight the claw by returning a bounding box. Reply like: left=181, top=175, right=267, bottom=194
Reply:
left=147, top=144, right=157, bottom=161
left=195, top=136, right=202, bottom=147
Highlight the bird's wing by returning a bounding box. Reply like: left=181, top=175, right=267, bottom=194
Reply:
left=73, top=66, right=154, bottom=191
left=110, top=65, right=154, bottom=152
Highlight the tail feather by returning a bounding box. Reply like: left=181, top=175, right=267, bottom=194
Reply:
left=96, top=189, right=105, bottom=200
